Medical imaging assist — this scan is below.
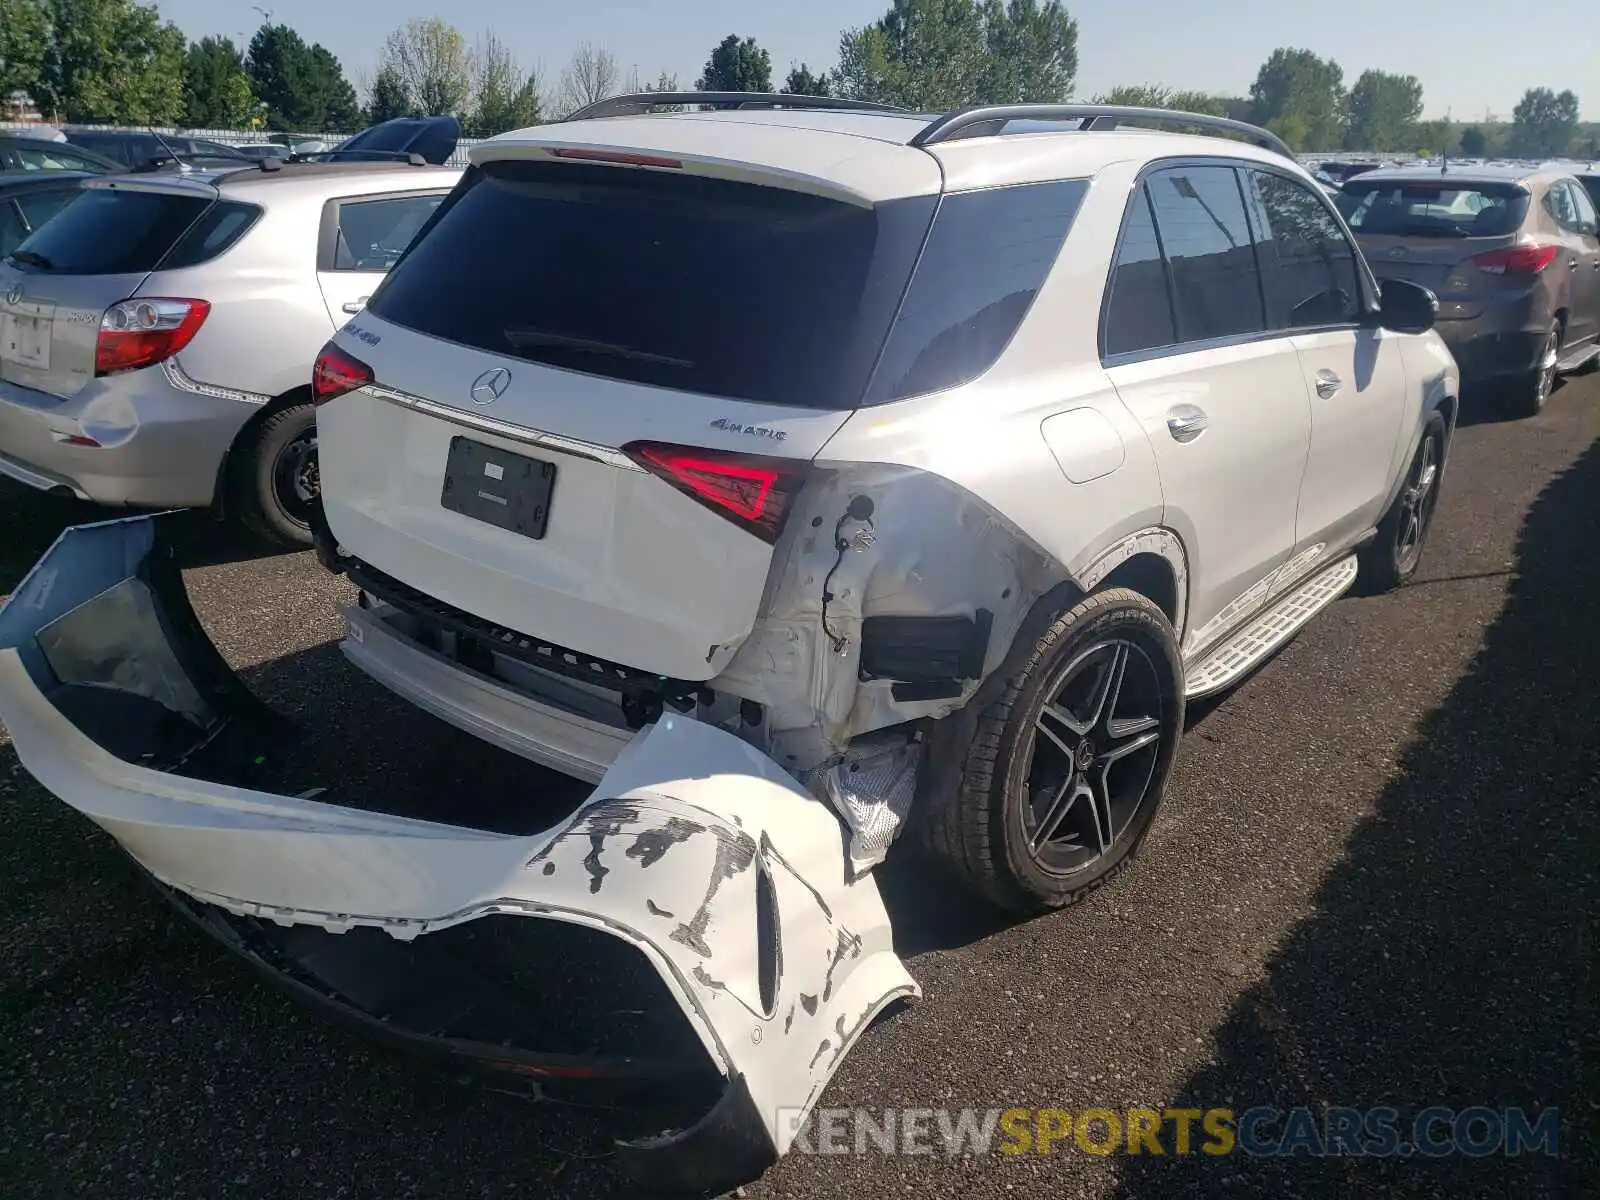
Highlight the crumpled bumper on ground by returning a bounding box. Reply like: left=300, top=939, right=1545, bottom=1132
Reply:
left=0, top=515, right=919, bottom=1194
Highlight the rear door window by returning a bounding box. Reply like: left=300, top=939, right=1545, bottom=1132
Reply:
left=1245, top=169, right=1364, bottom=329
left=366, top=160, right=938, bottom=409
left=11, top=144, right=106, bottom=173
left=1143, top=165, right=1266, bottom=342
left=864, top=179, right=1086, bottom=402
left=1568, top=180, right=1599, bottom=233
left=7, top=188, right=211, bottom=274
left=331, top=194, right=446, bottom=271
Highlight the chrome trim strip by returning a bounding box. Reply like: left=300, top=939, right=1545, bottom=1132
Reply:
left=162, top=358, right=270, bottom=407
left=360, top=383, right=644, bottom=471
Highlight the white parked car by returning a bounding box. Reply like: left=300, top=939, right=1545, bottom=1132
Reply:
left=0, top=117, right=461, bottom=544
left=0, top=97, right=1459, bottom=1192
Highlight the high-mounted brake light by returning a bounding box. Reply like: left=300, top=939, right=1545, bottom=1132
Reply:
left=95, top=298, right=209, bottom=375
left=623, top=441, right=807, bottom=543
left=550, top=147, right=684, bottom=169
left=1471, top=244, right=1559, bottom=276
left=312, top=342, right=374, bottom=406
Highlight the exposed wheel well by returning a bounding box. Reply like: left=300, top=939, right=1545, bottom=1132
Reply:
left=1435, top=392, right=1458, bottom=432
left=1097, top=552, right=1181, bottom=630
left=211, top=386, right=314, bottom=513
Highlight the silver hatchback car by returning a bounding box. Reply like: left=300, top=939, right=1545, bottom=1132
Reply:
left=0, top=147, right=460, bottom=543
left=1338, top=164, right=1600, bottom=415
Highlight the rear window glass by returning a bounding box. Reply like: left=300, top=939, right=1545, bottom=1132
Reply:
left=1336, top=181, right=1529, bottom=238
left=8, top=187, right=210, bottom=274
left=367, top=160, right=937, bottom=409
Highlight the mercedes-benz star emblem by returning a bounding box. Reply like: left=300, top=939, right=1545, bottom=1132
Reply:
left=469, top=367, right=512, bottom=405
left=4, top=283, right=21, bottom=307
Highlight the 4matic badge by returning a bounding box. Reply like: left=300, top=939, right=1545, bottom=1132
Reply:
left=709, top=418, right=787, bottom=442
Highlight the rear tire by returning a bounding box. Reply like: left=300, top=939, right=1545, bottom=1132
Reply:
left=923, top=588, right=1184, bottom=914
left=1504, top=325, right=1559, bottom=418
left=1360, top=409, right=1447, bottom=595
left=234, top=404, right=318, bottom=548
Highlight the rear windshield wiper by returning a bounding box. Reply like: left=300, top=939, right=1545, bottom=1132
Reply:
left=6, top=250, right=53, bottom=269
left=503, top=327, right=694, bottom=370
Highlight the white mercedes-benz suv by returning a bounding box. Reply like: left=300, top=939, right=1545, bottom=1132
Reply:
left=0, top=96, right=1458, bottom=1189
left=308, top=96, right=1457, bottom=910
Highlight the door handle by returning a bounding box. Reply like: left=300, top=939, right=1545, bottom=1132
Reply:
left=1314, top=369, right=1342, bottom=399
left=341, top=297, right=370, bottom=314
left=1166, top=406, right=1209, bottom=442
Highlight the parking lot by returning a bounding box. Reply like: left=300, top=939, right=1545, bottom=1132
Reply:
left=2, top=375, right=1596, bottom=1198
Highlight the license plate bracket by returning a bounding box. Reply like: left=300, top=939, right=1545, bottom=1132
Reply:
left=0, top=309, right=52, bottom=371
left=440, top=437, right=556, bottom=540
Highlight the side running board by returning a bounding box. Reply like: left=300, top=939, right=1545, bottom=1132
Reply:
left=1184, top=555, right=1359, bottom=698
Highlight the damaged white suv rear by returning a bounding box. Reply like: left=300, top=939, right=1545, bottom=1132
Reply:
left=0, top=96, right=1458, bottom=1192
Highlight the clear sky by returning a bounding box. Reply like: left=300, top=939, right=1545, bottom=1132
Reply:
left=153, top=0, right=1596, bottom=123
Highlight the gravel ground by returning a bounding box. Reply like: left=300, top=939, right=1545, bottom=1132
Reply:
left=1, top=376, right=1596, bottom=1199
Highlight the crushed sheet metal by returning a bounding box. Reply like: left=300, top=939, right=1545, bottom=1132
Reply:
left=0, top=523, right=917, bottom=1189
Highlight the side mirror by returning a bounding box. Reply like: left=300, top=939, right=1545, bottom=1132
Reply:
left=1375, top=277, right=1438, bottom=334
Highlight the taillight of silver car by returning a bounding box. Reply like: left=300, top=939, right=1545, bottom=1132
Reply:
left=96, top=298, right=210, bottom=375
left=622, top=441, right=808, bottom=543
left=311, top=342, right=374, bottom=406
left=1471, top=245, right=1560, bottom=276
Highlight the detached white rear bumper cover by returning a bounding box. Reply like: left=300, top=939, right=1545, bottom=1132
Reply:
left=0, top=515, right=918, bottom=1193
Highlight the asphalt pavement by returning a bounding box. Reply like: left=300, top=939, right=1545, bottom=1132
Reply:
left=1, top=376, right=1596, bottom=1199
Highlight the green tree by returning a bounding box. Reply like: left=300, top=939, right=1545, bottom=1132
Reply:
left=1092, top=84, right=1231, bottom=117
left=365, top=63, right=418, bottom=124
left=782, top=63, right=831, bottom=96
left=834, top=0, right=1075, bottom=110
left=182, top=36, right=255, bottom=128
left=1458, top=125, right=1487, bottom=156
left=978, top=0, right=1077, bottom=105
left=247, top=24, right=358, bottom=132
left=1248, top=47, right=1345, bottom=151
left=379, top=17, right=471, bottom=118
left=311, top=46, right=360, bottom=130
left=1344, top=69, right=1422, bottom=151
left=832, top=25, right=896, bottom=103
left=0, top=0, right=49, bottom=98
left=37, top=0, right=186, bottom=124
left=1510, top=87, right=1580, bottom=157
left=696, top=35, right=772, bottom=92
left=466, top=31, right=540, bottom=136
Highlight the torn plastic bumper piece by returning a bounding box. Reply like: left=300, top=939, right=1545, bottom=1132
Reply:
left=0, top=515, right=920, bottom=1194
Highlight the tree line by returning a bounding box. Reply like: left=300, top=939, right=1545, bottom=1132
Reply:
left=0, top=0, right=1591, bottom=155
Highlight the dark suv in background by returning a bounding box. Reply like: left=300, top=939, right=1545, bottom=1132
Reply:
left=61, top=130, right=253, bottom=172
left=1337, top=164, right=1600, bottom=416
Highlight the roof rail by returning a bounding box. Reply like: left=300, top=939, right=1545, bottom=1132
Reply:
left=565, top=92, right=911, bottom=121
left=909, top=104, right=1295, bottom=159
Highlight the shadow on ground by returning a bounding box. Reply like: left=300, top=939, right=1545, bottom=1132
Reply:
left=0, top=482, right=284, bottom=596
left=1111, top=439, right=1599, bottom=1195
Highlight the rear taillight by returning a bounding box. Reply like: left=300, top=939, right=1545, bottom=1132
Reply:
left=312, top=342, right=374, bottom=406
left=1471, top=244, right=1559, bottom=276
left=623, top=441, right=807, bottom=543
left=95, top=298, right=209, bottom=375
